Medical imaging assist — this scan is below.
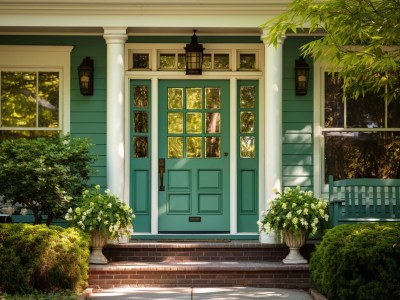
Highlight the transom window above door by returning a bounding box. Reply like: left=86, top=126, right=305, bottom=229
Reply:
left=167, top=87, right=221, bottom=158
left=125, top=44, right=263, bottom=72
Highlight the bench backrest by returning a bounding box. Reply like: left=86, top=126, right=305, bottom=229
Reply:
left=329, top=176, right=400, bottom=219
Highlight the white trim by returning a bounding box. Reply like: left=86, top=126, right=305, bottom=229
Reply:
left=229, top=78, right=238, bottom=234
left=313, top=63, right=323, bottom=197
left=0, top=45, right=73, bottom=134
left=151, top=77, right=159, bottom=234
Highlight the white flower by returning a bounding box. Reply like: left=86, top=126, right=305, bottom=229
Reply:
left=68, top=207, right=73, bottom=213
left=282, top=203, right=287, bottom=209
left=303, top=208, right=309, bottom=215
left=286, top=212, right=292, bottom=219
left=107, top=203, right=112, bottom=208
left=292, top=217, right=298, bottom=225
left=20, top=208, right=28, bottom=216
left=296, top=209, right=302, bottom=215
left=105, top=189, right=111, bottom=195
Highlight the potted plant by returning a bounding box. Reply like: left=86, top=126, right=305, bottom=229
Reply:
left=65, top=185, right=135, bottom=264
left=257, top=186, right=328, bottom=264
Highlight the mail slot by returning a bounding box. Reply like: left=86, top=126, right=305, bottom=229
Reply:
left=189, top=216, right=201, bottom=222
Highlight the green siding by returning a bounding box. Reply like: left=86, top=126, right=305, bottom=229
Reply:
left=0, top=35, right=107, bottom=187
left=282, top=37, right=315, bottom=190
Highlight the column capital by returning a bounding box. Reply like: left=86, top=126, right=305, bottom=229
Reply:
left=103, top=27, right=128, bottom=44
left=261, top=28, right=286, bottom=46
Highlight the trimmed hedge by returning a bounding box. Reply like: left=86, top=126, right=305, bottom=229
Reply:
left=0, top=224, right=90, bottom=294
left=310, top=223, right=400, bottom=300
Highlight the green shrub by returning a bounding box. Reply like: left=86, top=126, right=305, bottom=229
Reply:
left=0, top=135, right=95, bottom=225
left=310, top=223, right=400, bottom=300
left=0, top=224, right=90, bottom=295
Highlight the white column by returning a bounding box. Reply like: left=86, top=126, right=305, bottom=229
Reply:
left=103, top=27, right=127, bottom=201
left=263, top=30, right=285, bottom=202
left=260, top=30, right=285, bottom=244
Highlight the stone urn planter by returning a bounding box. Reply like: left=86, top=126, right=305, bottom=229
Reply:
left=89, top=230, right=108, bottom=264
left=282, top=231, right=307, bottom=264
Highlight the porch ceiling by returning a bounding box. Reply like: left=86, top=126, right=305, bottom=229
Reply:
left=0, top=0, right=291, bottom=35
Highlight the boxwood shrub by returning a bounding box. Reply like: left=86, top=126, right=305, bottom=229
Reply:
left=0, top=224, right=90, bottom=295
left=310, top=223, right=400, bottom=300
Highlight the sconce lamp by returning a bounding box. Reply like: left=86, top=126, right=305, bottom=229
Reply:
left=294, top=57, right=310, bottom=96
left=78, top=57, right=94, bottom=96
left=185, top=30, right=204, bottom=75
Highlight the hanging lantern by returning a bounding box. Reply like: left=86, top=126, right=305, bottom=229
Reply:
left=78, top=56, right=94, bottom=96
left=294, top=57, right=310, bottom=96
left=185, top=30, right=204, bottom=75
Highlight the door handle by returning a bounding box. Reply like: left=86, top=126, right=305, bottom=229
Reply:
left=158, top=158, right=165, bottom=191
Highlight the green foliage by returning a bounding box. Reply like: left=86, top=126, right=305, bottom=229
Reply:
left=65, top=185, right=135, bottom=240
left=0, top=289, right=78, bottom=300
left=0, top=135, right=95, bottom=225
left=0, top=224, right=89, bottom=295
left=258, top=187, right=329, bottom=237
left=310, top=223, right=400, bottom=300
left=262, top=0, right=400, bottom=101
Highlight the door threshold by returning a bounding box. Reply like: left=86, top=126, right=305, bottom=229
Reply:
left=131, top=233, right=259, bottom=241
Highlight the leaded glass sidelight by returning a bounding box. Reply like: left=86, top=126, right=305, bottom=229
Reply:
left=205, top=88, right=220, bottom=109
left=134, top=136, right=148, bottom=158
left=240, top=112, right=255, bottom=133
left=240, top=136, right=255, bottom=158
left=134, top=112, right=148, bottom=133
left=240, top=86, right=255, bottom=108
left=134, top=86, right=148, bottom=108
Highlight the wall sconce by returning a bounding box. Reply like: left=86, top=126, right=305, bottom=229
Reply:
left=78, top=57, right=94, bottom=96
left=294, top=57, right=310, bottom=96
left=185, top=30, right=204, bottom=75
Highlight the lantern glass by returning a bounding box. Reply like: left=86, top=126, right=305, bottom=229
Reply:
left=294, top=57, right=310, bottom=96
left=78, top=57, right=94, bottom=96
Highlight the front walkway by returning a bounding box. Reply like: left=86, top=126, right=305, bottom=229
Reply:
left=88, top=287, right=313, bottom=299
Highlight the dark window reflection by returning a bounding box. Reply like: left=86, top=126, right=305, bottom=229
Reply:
left=324, top=74, right=344, bottom=128
left=134, top=136, right=148, bottom=158
left=347, top=93, right=384, bottom=128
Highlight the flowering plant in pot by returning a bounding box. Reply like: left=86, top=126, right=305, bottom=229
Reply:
left=257, top=186, right=328, bottom=264
left=65, top=185, right=135, bottom=264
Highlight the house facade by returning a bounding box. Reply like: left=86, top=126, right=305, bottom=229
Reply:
left=3, top=1, right=393, bottom=237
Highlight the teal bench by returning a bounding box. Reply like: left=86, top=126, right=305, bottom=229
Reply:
left=328, top=175, right=400, bottom=227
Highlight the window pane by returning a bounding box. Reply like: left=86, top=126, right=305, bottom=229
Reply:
left=177, top=54, right=186, bottom=70
left=203, top=54, right=212, bottom=69
left=205, top=88, right=220, bottom=109
left=214, top=54, right=229, bottom=69
left=186, top=137, right=202, bottom=158
left=168, top=113, right=183, bottom=133
left=186, top=112, right=202, bottom=134
left=240, top=136, right=255, bottom=158
left=347, top=93, right=384, bottom=128
left=388, top=100, right=400, bottom=128
left=239, top=54, right=256, bottom=70
left=168, top=137, right=183, bottom=158
left=1, top=72, right=37, bottom=127
left=240, top=86, right=255, bottom=108
left=133, top=86, right=148, bottom=108
left=134, top=136, right=148, bottom=158
left=206, top=112, right=220, bottom=133
left=205, top=137, right=220, bottom=158
left=160, top=54, right=176, bottom=69
left=186, top=88, right=202, bottom=109
left=168, top=88, right=183, bottom=109
left=324, top=74, right=344, bottom=128
left=240, top=112, right=255, bottom=133
left=134, top=112, right=148, bottom=133
left=132, top=53, right=149, bottom=69
left=0, top=130, right=59, bottom=142
left=324, top=131, right=400, bottom=182
left=38, top=72, right=59, bottom=128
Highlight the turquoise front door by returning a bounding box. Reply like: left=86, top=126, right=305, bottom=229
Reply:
left=158, top=80, right=230, bottom=232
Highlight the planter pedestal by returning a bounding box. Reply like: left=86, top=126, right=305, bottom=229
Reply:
left=282, top=231, right=307, bottom=264
left=89, top=231, right=108, bottom=264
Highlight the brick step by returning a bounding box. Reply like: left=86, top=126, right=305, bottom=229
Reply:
left=88, top=261, right=311, bottom=290
left=102, top=240, right=317, bottom=263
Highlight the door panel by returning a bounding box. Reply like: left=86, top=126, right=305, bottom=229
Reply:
left=158, top=80, right=230, bottom=232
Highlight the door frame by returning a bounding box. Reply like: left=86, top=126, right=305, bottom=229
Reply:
left=125, top=42, right=265, bottom=235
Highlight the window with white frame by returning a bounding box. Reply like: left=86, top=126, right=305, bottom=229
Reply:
left=321, top=72, right=400, bottom=183
left=0, top=46, right=72, bottom=141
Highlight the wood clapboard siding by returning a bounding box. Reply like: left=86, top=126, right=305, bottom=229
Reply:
left=282, top=37, right=315, bottom=189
